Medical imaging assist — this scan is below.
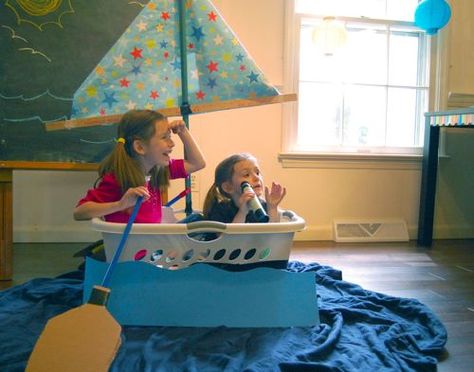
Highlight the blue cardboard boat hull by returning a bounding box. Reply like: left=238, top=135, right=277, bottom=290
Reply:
left=84, top=258, right=319, bottom=328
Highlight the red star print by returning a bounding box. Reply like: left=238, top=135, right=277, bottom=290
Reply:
left=130, top=47, right=143, bottom=59
left=120, top=78, right=130, bottom=87
left=161, top=12, right=170, bottom=21
left=100, top=108, right=106, bottom=116
left=240, top=64, right=246, bottom=71
left=164, top=51, right=169, bottom=59
left=188, top=43, right=194, bottom=49
left=208, top=12, right=217, bottom=21
left=196, top=90, right=206, bottom=100
left=207, top=60, right=218, bottom=73
left=150, top=90, right=159, bottom=99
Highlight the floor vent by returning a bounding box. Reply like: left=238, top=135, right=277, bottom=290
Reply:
left=333, top=219, right=409, bottom=242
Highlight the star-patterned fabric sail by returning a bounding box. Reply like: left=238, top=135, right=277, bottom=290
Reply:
left=71, top=0, right=280, bottom=120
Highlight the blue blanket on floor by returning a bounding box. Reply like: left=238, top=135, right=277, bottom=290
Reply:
left=0, top=262, right=446, bottom=371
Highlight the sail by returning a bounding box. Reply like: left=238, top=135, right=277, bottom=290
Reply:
left=62, top=0, right=287, bottom=130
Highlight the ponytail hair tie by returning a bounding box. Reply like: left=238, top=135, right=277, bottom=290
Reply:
left=116, top=137, right=126, bottom=144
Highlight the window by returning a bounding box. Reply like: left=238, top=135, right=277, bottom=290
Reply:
left=283, top=0, right=430, bottom=158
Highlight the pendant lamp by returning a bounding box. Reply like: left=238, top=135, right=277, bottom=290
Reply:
left=414, top=0, right=451, bottom=35
left=312, top=16, right=348, bottom=56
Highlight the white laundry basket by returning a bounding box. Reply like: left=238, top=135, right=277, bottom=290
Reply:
left=91, top=208, right=305, bottom=270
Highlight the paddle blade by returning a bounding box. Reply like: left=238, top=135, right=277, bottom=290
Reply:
left=26, top=303, right=121, bottom=372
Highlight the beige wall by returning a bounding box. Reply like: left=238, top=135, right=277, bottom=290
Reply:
left=12, top=0, right=474, bottom=242
left=448, top=0, right=474, bottom=95
left=435, top=0, right=474, bottom=238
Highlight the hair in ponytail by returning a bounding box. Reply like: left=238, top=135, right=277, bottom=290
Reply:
left=203, top=153, right=256, bottom=217
left=96, top=109, right=170, bottom=193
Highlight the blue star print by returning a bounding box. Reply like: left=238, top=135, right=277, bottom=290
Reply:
left=102, top=92, right=118, bottom=109
left=247, top=71, right=259, bottom=83
left=191, top=26, right=205, bottom=41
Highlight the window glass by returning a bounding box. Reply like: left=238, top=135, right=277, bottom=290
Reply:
left=343, top=23, right=388, bottom=85
left=295, top=0, right=419, bottom=21
left=343, top=85, right=386, bottom=147
left=297, top=82, right=341, bottom=148
left=386, top=87, right=426, bottom=147
left=388, top=28, right=421, bottom=86
left=289, top=1, right=429, bottom=155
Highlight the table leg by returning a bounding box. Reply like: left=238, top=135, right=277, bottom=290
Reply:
left=417, top=124, right=440, bottom=247
left=0, top=169, right=13, bottom=280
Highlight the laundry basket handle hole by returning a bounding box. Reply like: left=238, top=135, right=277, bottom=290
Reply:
left=134, top=249, right=147, bottom=261
left=213, top=249, right=226, bottom=261
left=259, top=248, right=272, bottom=260
left=150, top=249, right=163, bottom=262
left=244, top=249, right=256, bottom=260
left=187, top=221, right=227, bottom=233
left=182, top=249, right=194, bottom=261
left=229, top=249, right=241, bottom=261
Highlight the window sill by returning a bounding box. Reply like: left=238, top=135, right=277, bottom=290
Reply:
left=278, top=152, right=422, bottom=170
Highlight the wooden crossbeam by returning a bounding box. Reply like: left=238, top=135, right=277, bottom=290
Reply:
left=188, top=93, right=297, bottom=114
left=44, top=93, right=297, bottom=132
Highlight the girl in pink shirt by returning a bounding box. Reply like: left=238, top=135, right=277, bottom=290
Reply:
left=74, top=109, right=205, bottom=223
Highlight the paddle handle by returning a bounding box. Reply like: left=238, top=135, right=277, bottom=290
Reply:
left=101, top=196, right=144, bottom=287
left=88, top=285, right=111, bottom=306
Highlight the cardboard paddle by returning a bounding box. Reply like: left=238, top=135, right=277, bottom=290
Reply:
left=26, top=196, right=144, bottom=372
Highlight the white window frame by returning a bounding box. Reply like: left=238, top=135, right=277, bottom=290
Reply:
left=280, top=0, right=447, bottom=170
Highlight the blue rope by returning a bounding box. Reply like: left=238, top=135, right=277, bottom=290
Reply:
left=101, top=196, right=143, bottom=287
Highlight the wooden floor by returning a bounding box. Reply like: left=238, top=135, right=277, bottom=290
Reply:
left=1, top=239, right=473, bottom=371
left=291, top=239, right=474, bottom=372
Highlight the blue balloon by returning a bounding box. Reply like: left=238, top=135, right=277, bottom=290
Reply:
left=414, top=0, right=451, bottom=35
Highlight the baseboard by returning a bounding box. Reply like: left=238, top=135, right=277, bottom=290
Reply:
left=295, top=224, right=474, bottom=242
left=14, top=225, right=101, bottom=243
left=433, top=224, right=474, bottom=239
left=294, top=225, right=332, bottom=241
left=13, top=223, right=474, bottom=243
left=296, top=224, right=412, bottom=241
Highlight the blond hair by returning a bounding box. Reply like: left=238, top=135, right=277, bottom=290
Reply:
left=97, top=109, right=170, bottom=193
left=203, top=153, right=257, bottom=217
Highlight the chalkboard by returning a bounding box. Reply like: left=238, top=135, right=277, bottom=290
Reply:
left=0, top=0, right=143, bottom=163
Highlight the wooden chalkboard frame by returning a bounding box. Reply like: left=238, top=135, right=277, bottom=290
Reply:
left=0, top=161, right=98, bottom=281
left=0, top=161, right=171, bottom=281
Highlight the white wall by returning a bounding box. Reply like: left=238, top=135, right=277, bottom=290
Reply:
left=12, top=0, right=474, bottom=242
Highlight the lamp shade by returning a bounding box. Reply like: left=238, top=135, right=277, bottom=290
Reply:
left=414, top=0, right=451, bottom=35
left=312, top=17, right=348, bottom=56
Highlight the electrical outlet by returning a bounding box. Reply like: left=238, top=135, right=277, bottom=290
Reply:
left=191, top=174, right=199, bottom=192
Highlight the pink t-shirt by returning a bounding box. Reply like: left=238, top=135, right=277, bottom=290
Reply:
left=77, top=159, right=187, bottom=223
